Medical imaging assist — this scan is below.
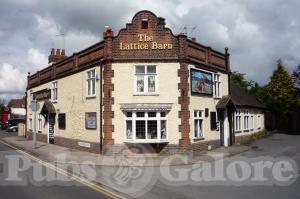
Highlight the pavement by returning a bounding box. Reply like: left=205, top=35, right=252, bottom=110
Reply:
left=0, top=137, right=120, bottom=199
left=1, top=130, right=300, bottom=199
left=0, top=131, right=250, bottom=167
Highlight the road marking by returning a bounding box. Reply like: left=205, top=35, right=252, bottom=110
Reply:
left=0, top=140, right=126, bottom=199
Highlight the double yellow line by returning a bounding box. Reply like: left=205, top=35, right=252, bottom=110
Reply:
left=0, top=140, right=126, bottom=199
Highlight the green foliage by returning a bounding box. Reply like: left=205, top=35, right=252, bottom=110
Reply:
left=230, top=71, right=253, bottom=92
left=292, top=64, right=300, bottom=87
left=265, top=59, right=298, bottom=114
left=249, top=129, right=269, bottom=142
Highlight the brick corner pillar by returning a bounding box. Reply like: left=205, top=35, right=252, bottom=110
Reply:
left=177, top=33, right=191, bottom=149
left=103, top=27, right=115, bottom=146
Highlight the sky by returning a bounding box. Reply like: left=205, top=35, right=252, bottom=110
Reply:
left=0, top=0, right=300, bottom=103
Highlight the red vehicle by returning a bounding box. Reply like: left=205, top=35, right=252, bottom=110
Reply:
left=1, top=107, right=10, bottom=129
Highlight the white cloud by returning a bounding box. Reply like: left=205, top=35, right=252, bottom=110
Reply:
left=0, top=63, right=27, bottom=94
left=26, top=48, right=48, bottom=72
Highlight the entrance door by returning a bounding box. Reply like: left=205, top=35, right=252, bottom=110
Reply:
left=48, top=114, right=55, bottom=144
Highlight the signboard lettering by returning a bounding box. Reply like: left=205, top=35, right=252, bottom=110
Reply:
left=33, top=89, right=51, bottom=101
left=120, top=34, right=172, bottom=50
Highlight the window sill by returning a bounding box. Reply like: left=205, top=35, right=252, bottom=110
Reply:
left=124, top=139, right=168, bottom=144
left=193, top=137, right=205, bottom=141
left=51, top=100, right=58, bottom=103
left=213, top=96, right=222, bottom=99
left=86, top=95, right=96, bottom=99
left=235, top=130, right=242, bottom=133
left=133, top=93, right=159, bottom=96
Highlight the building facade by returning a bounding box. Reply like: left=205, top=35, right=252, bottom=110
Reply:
left=26, top=10, right=264, bottom=154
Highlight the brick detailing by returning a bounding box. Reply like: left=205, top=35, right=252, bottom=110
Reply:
left=177, top=33, right=191, bottom=149
left=103, top=28, right=114, bottom=146
left=112, top=10, right=179, bottom=59
left=235, top=133, right=252, bottom=144
left=25, top=131, right=100, bottom=153
left=26, top=131, right=47, bottom=143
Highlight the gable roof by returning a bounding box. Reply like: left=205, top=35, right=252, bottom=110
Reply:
left=8, top=98, right=25, bottom=108
left=216, top=83, right=265, bottom=109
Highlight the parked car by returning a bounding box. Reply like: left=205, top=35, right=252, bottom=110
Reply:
left=6, top=118, right=25, bottom=132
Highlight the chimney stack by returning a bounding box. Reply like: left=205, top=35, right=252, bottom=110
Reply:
left=48, top=48, right=67, bottom=64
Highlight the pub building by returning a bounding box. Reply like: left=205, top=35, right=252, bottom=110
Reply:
left=26, top=10, right=265, bottom=154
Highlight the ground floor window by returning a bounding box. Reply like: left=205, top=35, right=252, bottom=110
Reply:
left=38, top=114, right=42, bottom=131
left=244, top=110, right=250, bottom=130
left=29, top=118, right=32, bottom=130
left=234, top=110, right=242, bottom=132
left=194, top=110, right=204, bottom=138
left=257, top=115, right=261, bottom=129
left=125, top=111, right=167, bottom=141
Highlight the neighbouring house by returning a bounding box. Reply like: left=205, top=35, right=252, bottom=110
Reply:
left=26, top=10, right=265, bottom=154
left=8, top=98, right=26, bottom=119
left=216, top=83, right=265, bottom=145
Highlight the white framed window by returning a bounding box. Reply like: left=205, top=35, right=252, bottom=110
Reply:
left=29, top=90, right=33, bottom=101
left=29, top=117, right=32, bottom=130
left=125, top=111, right=167, bottom=142
left=213, top=73, right=221, bottom=98
left=52, top=81, right=58, bottom=101
left=250, top=113, right=254, bottom=130
left=38, top=114, right=42, bottom=131
left=257, top=115, right=261, bottom=129
left=193, top=110, right=204, bottom=138
left=87, top=69, right=96, bottom=97
left=244, top=110, right=250, bottom=130
left=134, top=65, right=157, bottom=94
left=234, top=110, right=242, bottom=132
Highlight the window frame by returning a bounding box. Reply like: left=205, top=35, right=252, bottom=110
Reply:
left=38, top=114, right=42, bottom=131
left=243, top=110, right=250, bottom=131
left=234, top=110, right=242, bottom=132
left=193, top=110, right=204, bottom=139
left=124, top=111, right=168, bottom=143
left=134, top=65, right=158, bottom=95
left=257, top=115, right=261, bottom=129
left=213, top=73, right=221, bottom=98
left=86, top=69, right=96, bottom=98
left=51, top=81, right=58, bottom=102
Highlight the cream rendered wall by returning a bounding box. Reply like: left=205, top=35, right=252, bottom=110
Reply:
left=112, top=63, right=181, bottom=144
left=27, top=66, right=101, bottom=143
left=188, top=64, right=229, bottom=142
left=234, top=109, right=265, bottom=138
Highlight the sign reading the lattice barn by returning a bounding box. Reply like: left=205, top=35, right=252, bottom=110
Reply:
left=119, top=34, right=173, bottom=50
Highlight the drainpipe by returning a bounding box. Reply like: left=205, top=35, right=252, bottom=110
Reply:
left=99, top=58, right=104, bottom=154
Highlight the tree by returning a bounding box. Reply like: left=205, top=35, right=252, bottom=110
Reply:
left=292, top=64, right=300, bottom=88
left=230, top=71, right=253, bottom=92
left=265, top=59, right=298, bottom=129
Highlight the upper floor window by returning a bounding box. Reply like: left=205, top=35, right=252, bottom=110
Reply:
left=134, top=65, right=157, bottom=94
left=87, top=69, right=96, bottom=97
left=194, top=110, right=204, bottom=138
left=213, top=73, right=221, bottom=98
left=52, top=82, right=58, bottom=101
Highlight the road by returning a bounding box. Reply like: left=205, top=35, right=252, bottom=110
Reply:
left=0, top=130, right=300, bottom=199
left=95, top=133, right=300, bottom=198
left=0, top=136, right=113, bottom=199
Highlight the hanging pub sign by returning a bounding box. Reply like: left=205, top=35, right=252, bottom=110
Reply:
left=33, top=89, right=51, bottom=101
left=119, top=34, right=172, bottom=50
left=85, top=112, right=97, bottom=129
left=191, top=69, right=213, bottom=95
